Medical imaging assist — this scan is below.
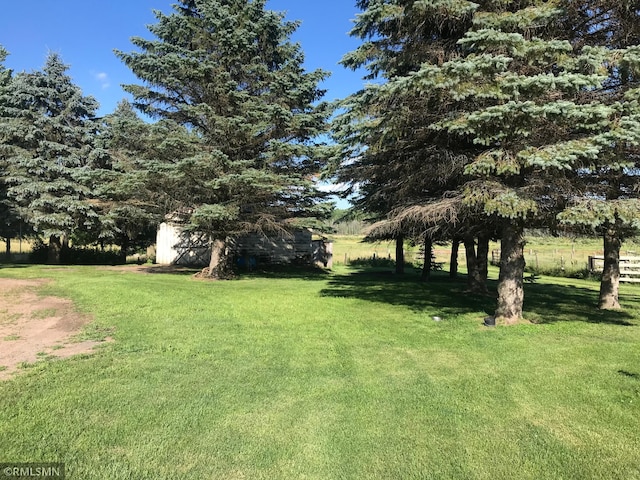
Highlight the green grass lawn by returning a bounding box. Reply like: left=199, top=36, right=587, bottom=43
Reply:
left=1, top=264, right=639, bottom=479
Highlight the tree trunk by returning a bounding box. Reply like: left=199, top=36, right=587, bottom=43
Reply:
left=395, top=235, right=405, bottom=274
left=495, top=223, right=526, bottom=324
left=449, top=238, right=459, bottom=278
left=48, top=235, right=62, bottom=265
left=477, top=234, right=489, bottom=284
left=119, top=237, right=130, bottom=264
left=201, top=237, right=232, bottom=279
left=421, top=234, right=432, bottom=281
left=5, top=237, right=11, bottom=261
left=464, top=236, right=485, bottom=293
left=599, top=225, right=622, bottom=309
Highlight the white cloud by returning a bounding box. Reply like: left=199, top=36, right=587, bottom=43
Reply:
left=93, top=71, right=110, bottom=89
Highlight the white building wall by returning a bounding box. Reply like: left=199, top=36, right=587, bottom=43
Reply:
left=155, top=223, right=332, bottom=268
left=155, top=223, right=180, bottom=265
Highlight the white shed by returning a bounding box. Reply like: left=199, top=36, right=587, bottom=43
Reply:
left=155, top=223, right=332, bottom=268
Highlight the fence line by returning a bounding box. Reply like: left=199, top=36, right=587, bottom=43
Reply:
left=588, top=256, right=640, bottom=283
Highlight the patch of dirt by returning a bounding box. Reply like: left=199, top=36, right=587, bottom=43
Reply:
left=0, top=278, right=112, bottom=380
left=100, top=264, right=200, bottom=275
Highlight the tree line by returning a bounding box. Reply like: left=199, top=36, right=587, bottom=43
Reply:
left=1, top=0, right=640, bottom=323
left=332, top=0, right=640, bottom=321
left=0, top=0, right=332, bottom=277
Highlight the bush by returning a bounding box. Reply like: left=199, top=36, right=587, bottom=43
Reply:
left=29, top=244, right=123, bottom=265
left=524, top=264, right=600, bottom=281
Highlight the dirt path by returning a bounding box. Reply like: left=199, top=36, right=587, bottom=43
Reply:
left=0, top=278, right=111, bottom=380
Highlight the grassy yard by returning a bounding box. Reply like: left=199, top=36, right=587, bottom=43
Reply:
left=0, top=264, right=639, bottom=479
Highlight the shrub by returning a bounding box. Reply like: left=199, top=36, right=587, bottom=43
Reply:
left=29, top=244, right=123, bottom=265
left=524, top=264, right=600, bottom=281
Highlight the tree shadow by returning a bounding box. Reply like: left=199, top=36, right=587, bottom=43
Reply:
left=118, top=264, right=330, bottom=280
left=140, top=265, right=202, bottom=276
left=523, top=282, right=638, bottom=326
left=320, top=269, right=639, bottom=326
left=618, top=369, right=640, bottom=380
left=0, top=264, right=30, bottom=269
left=320, top=269, right=497, bottom=317
left=237, top=265, right=331, bottom=281
left=92, top=264, right=200, bottom=276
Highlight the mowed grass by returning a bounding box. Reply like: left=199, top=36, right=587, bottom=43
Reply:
left=0, top=264, right=639, bottom=479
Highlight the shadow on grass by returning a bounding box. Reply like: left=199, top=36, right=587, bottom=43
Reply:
left=320, top=269, right=497, bottom=317
left=523, top=282, right=638, bottom=326
left=320, top=268, right=639, bottom=326
left=0, top=264, right=30, bottom=269
left=618, top=370, right=640, bottom=380
left=238, top=265, right=331, bottom=281
left=121, top=264, right=330, bottom=280
left=110, top=265, right=201, bottom=276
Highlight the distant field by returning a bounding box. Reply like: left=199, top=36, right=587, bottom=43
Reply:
left=0, top=238, right=34, bottom=254
left=330, top=234, right=640, bottom=276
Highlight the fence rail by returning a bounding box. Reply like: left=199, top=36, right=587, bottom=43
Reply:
left=588, top=255, right=640, bottom=282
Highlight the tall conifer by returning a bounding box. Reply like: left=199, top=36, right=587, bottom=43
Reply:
left=0, top=46, right=22, bottom=253
left=413, top=2, right=640, bottom=319
left=117, top=0, right=331, bottom=278
left=339, top=1, right=640, bottom=320
left=333, top=0, right=488, bottom=287
left=90, top=101, right=168, bottom=261
left=2, top=53, right=100, bottom=263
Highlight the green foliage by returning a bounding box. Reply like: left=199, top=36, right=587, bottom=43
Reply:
left=116, top=0, right=333, bottom=248
left=1, top=53, right=100, bottom=247
left=559, top=199, right=640, bottom=231
left=0, top=46, right=21, bottom=241
left=346, top=255, right=398, bottom=269
left=28, top=242, right=123, bottom=265
left=333, top=0, right=477, bottom=229
left=340, top=1, right=640, bottom=229
left=89, top=101, right=168, bottom=257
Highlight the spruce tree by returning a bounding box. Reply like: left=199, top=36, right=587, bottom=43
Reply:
left=0, top=46, right=22, bottom=255
left=90, top=101, right=168, bottom=262
left=333, top=0, right=490, bottom=287
left=555, top=1, right=640, bottom=309
left=2, top=53, right=100, bottom=263
left=400, top=2, right=640, bottom=320
left=339, top=1, right=640, bottom=321
left=116, top=0, right=331, bottom=278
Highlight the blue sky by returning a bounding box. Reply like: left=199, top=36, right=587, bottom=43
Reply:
left=0, top=1, right=366, bottom=116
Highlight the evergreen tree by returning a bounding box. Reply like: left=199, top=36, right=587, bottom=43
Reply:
left=2, top=53, right=100, bottom=263
left=555, top=1, right=640, bottom=309
left=0, top=46, right=22, bottom=256
left=116, top=0, right=332, bottom=278
left=387, top=2, right=640, bottom=321
left=333, top=0, right=490, bottom=286
left=338, top=1, right=640, bottom=321
left=90, top=101, right=167, bottom=262
left=558, top=169, right=640, bottom=309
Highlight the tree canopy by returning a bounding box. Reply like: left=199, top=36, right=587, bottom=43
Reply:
left=116, top=0, right=333, bottom=277
left=0, top=47, right=22, bottom=247
left=336, top=0, right=640, bottom=320
left=1, top=53, right=101, bottom=263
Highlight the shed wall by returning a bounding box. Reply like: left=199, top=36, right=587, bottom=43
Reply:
left=155, top=223, right=325, bottom=267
